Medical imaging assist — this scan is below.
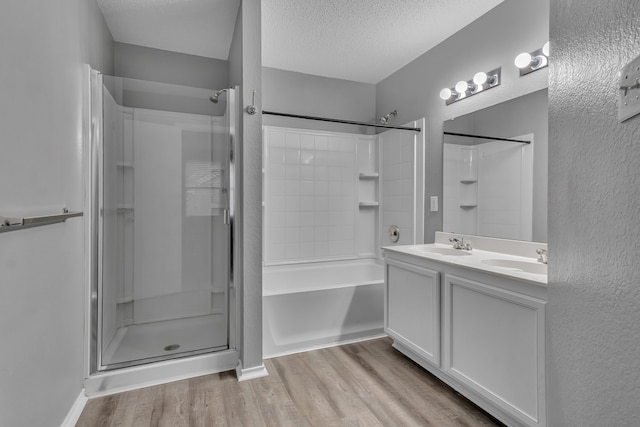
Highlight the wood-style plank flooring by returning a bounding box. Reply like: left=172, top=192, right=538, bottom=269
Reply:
left=77, top=337, right=502, bottom=426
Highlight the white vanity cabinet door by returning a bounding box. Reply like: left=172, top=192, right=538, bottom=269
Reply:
left=443, top=274, right=546, bottom=427
left=385, top=259, right=440, bottom=367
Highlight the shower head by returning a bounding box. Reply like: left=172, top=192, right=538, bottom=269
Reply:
left=209, top=88, right=228, bottom=104
left=378, top=110, right=397, bottom=124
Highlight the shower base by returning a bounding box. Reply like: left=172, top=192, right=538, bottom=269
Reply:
left=102, top=313, right=227, bottom=368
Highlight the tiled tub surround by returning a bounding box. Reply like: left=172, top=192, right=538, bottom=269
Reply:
left=383, top=232, right=547, bottom=427
left=263, top=123, right=425, bottom=265
left=264, top=127, right=357, bottom=264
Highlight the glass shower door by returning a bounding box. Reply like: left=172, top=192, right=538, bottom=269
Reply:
left=95, top=75, right=233, bottom=370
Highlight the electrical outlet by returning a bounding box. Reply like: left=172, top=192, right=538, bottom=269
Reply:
left=619, top=54, right=640, bottom=122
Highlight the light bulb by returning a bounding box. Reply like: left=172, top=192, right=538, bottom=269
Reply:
left=473, top=72, right=488, bottom=85
left=455, top=80, right=469, bottom=94
left=439, top=88, right=452, bottom=100
left=514, top=52, right=532, bottom=69
left=531, top=55, right=548, bottom=70
left=542, top=41, right=550, bottom=57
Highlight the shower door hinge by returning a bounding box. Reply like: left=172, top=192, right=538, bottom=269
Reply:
left=223, top=209, right=230, bottom=225
left=229, top=148, right=234, bottom=161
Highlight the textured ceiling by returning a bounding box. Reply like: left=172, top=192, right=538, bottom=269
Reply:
left=97, top=0, right=503, bottom=84
left=97, top=0, right=241, bottom=60
left=262, top=0, right=504, bottom=83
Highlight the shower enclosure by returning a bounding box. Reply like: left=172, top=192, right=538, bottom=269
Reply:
left=89, top=71, right=236, bottom=372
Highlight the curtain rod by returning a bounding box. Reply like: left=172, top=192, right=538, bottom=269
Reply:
left=262, top=110, right=422, bottom=132
left=444, top=131, right=531, bottom=144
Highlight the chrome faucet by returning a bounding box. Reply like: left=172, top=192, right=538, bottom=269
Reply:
left=450, top=237, right=472, bottom=250
left=536, top=248, right=548, bottom=264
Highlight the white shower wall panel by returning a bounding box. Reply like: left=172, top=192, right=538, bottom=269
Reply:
left=133, top=117, right=183, bottom=304
left=380, top=122, right=425, bottom=249
left=264, top=127, right=358, bottom=265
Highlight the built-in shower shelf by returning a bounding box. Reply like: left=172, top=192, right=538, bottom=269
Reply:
left=459, top=203, right=477, bottom=208
left=460, top=179, right=477, bottom=184
left=117, top=161, right=134, bottom=168
left=211, top=288, right=226, bottom=294
left=117, top=205, right=134, bottom=212
left=359, top=172, right=379, bottom=179
left=117, top=296, right=134, bottom=304
left=359, top=201, right=379, bottom=207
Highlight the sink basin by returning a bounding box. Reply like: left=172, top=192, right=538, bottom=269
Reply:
left=481, top=259, right=547, bottom=275
left=411, top=246, right=472, bottom=256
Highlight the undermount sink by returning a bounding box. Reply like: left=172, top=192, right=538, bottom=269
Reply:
left=481, top=259, right=547, bottom=275
left=411, top=246, right=473, bottom=256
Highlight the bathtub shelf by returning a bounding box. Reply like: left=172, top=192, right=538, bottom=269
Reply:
left=359, top=201, right=379, bottom=207
left=117, top=161, right=134, bottom=168
left=359, top=172, right=379, bottom=179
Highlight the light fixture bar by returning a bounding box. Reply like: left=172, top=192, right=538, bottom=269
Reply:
left=515, top=43, right=549, bottom=77
left=441, top=68, right=501, bottom=105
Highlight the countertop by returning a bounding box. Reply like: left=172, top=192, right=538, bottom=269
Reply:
left=383, top=243, right=547, bottom=286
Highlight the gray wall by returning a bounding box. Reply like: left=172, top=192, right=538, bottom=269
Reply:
left=445, top=89, right=548, bottom=242
left=113, top=42, right=229, bottom=116
left=263, top=67, right=377, bottom=134
left=114, top=42, right=228, bottom=90
left=0, top=1, right=113, bottom=425
left=547, top=2, right=640, bottom=425
left=376, top=0, right=549, bottom=243
left=229, top=0, right=264, bottom=372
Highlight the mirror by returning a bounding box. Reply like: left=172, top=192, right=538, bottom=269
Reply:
left=442, top=89, right=548, bottom=242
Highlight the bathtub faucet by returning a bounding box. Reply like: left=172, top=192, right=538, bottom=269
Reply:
left=450, top=237, right=472, bottom=250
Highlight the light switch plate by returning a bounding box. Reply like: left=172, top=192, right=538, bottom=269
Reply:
left=430, top=196, right=438, bottom=212
left=619, top=54, right=640, bottom=122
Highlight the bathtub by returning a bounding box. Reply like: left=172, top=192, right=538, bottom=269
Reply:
left=263, top=259, right=386, bottom=358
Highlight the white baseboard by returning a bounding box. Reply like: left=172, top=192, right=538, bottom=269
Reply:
left=263, top=332, right=388, bottom=360
left=236, top=361, right=269, bottom=382
left=60, top=390, right=88, bottom=427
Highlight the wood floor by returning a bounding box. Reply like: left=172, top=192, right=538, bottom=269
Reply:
left=77, top=337, right=502, bottom=426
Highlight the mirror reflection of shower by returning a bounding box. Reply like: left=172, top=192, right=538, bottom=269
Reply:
left=209, top=88, right=228, bottom=104
left=378, top=110, right=397, bottom=124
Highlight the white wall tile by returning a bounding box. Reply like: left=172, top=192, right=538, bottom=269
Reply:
left=264, top=127, right=359, bottom=264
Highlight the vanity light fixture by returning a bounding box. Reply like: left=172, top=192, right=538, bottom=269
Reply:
left=439, top=68, right=501, bottom=105
left=515, top=42, right=550, bottom=76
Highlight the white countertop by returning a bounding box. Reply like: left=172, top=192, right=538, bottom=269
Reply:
left=383, top=243, right=547, bottom=286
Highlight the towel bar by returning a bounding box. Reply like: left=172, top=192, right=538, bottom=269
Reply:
left=0, top=209, right=83, bottom=233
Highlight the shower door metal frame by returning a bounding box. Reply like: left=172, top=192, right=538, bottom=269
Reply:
left=87, top=70, right=238, bottom=374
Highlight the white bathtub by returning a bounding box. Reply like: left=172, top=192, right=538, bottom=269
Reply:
left=263, top=259, right=385, bottom=358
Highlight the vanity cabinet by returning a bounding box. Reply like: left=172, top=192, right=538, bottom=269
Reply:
left=384, top=249, right=547, bottom=427
left=385, top=259, right=440, bottom=367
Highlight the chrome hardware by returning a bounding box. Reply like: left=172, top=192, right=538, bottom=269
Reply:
left=0, top=208, right=83, bottom=233
left=246, top=90, right=257, bottom=115
left=536, top=248, right=548, bottom=264
left=388, top=225, right=400, bottom=243
left=223, top=209, right=230, bottom=225
left=449, top=237, right=472, bottom=250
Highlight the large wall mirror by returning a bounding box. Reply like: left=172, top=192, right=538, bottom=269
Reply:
left=442, top=88, right=548, bottom=243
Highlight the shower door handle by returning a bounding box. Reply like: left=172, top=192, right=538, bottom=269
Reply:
left=223, top=209, right=230, bottom=225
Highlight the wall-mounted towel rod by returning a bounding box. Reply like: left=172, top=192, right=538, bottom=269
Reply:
left=0, top=209, right=83, bottom=233
left=444, top=131, right=531, bottom=144
left=262, top=110, right=422, bottom=132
